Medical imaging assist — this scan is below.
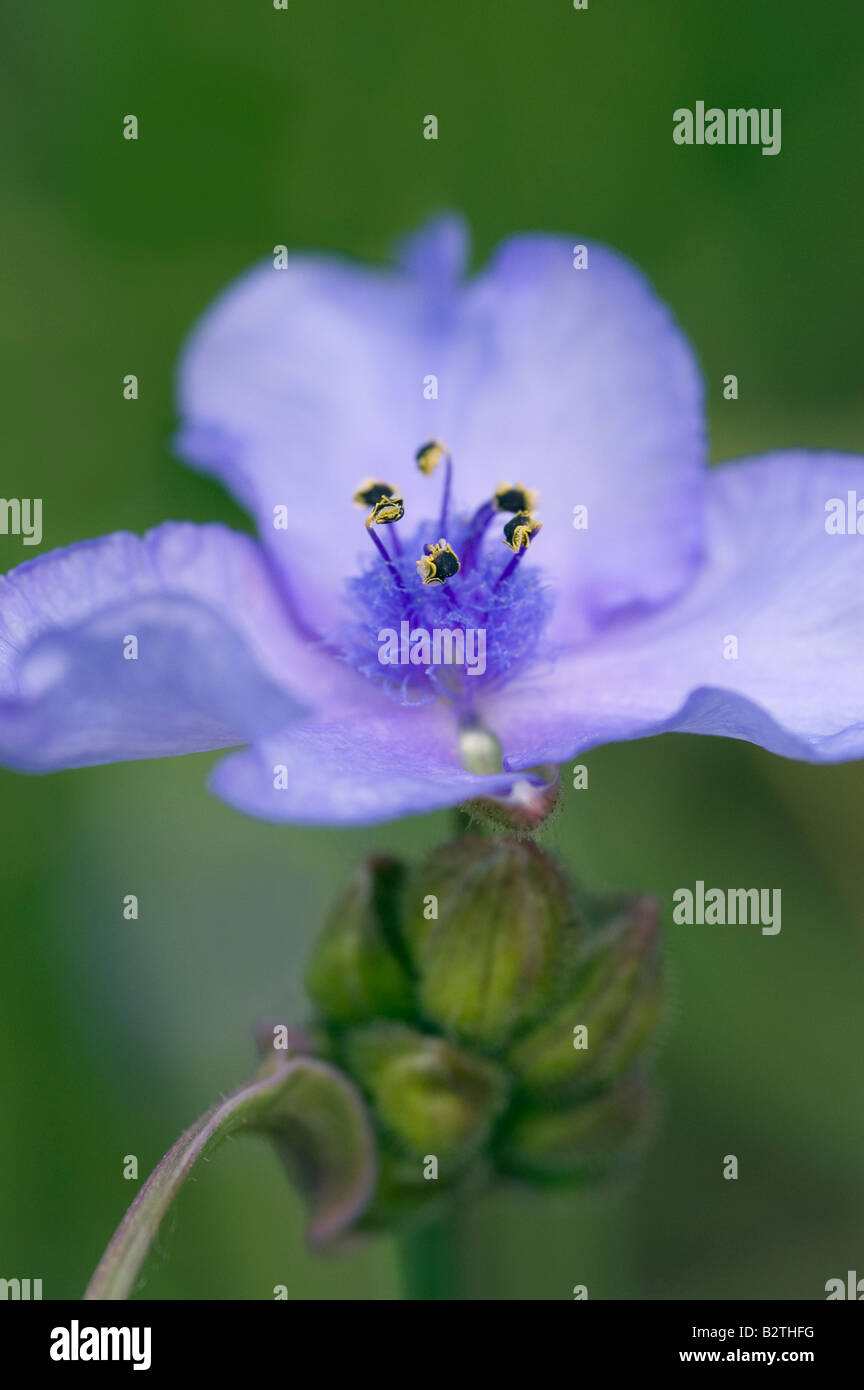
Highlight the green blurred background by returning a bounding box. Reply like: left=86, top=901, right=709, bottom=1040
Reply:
left=1, top=0, right=862, bottom=1300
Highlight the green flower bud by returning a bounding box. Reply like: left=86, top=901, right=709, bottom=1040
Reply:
left=305, top=857, right=415, bottom=1025
left=495, top=1070, right=654, bottom=1182
left=407, top=835, right=572, bottom=1047
left=507, top=895, right=663, bottom=1099
left=356, top=1143, right=492, bottom=1234
left=344, top=1023, right=508, bottom=1166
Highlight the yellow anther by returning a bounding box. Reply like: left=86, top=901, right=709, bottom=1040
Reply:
left=353, top=477, right=400, bottom=509
left=415, top=440, right=450, bottom=477
left=502, top=512, right=542, bottom=552
left=416, top=538, right=461, bottom=584
left=494, top=482, right=539, bottom=514
left=365, top=494, right=405, bottom=527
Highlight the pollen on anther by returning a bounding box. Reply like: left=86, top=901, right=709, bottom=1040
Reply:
left=366, top=494, right=405, bottom=526
left=415, top=440, right=449, bottom=477
left=502, top=512, right=542, bottom=551
left=495, top=482, right=539, bottom=514
left=416, top=538, right=461, bottom=584
left=354, top=477, right=400, bottom=509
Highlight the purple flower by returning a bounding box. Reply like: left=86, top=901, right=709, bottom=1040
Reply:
left=2, top=217, right=862, bottom=825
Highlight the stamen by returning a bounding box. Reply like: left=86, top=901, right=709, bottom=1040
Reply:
left=367, top=523, right=410, bottom=598
left=354, top=478, right=405, bottom=549
left=414, top=439, right=453, bottom=537
left=495, top=482, right=540, bottom=514
left=416, top=538, right=461, bottom=586
left=365, top=494, right=405, bottom=527
left=461, top=483, right=540, bottom=572
left=415, top=440, right=448, bottom=476
left=494, top=546, right=528, bottom=589
left=353, top=478, right=400, bottom=509
left=460, top=499, right=495, bottom=572
left=438, top=450, right=453, bottom=536
left=496, top=514, right=542, bottom=588
left=502, top=512, right=542, bottom=552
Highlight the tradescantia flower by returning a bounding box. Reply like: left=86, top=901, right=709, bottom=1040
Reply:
left=1, top=215, right=863, bottom=824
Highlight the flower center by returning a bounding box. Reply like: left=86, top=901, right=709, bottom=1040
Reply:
left=337, top=448, right=552, bottom=714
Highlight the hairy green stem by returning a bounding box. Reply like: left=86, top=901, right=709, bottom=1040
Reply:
left=83, top=1056, right=376, bottom=1300
left=84, top=1072, right=285, bottom=1300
